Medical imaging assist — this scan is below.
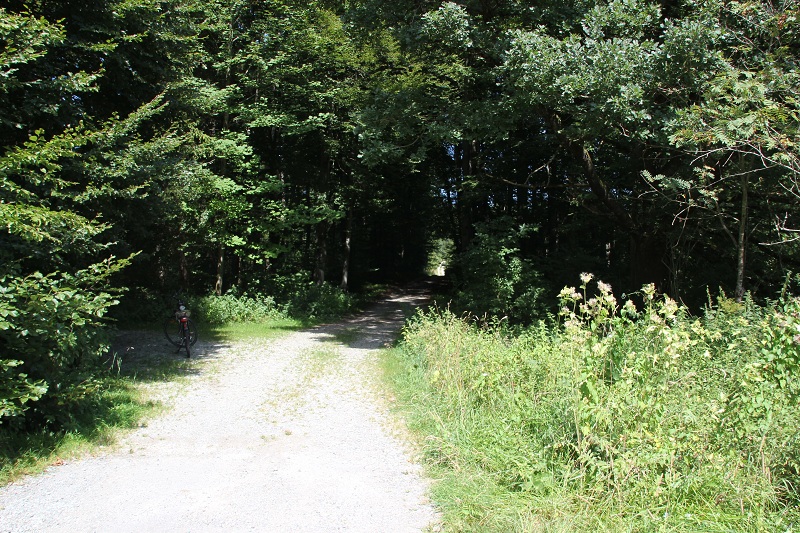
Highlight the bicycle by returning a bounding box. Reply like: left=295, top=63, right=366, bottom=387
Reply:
left=163, top=294, right=198, bottom=357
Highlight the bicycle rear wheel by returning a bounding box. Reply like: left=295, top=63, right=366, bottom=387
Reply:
left=183, top=322, right=191, bottom=357
left=185, top=318, right=198, bottom=346
left=163, top=317, right=182, bottom=346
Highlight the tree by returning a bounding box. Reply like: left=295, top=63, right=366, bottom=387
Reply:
left=668, top=1, right=800, bottom=300
left=0, top=7, right=137, bottom=426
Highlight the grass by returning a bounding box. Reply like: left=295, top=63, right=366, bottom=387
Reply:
left=0, top=376, right=156, bottom=484
left=380, top=281, right=800, bottom=532
left=207, top=316, right=303, bottom=340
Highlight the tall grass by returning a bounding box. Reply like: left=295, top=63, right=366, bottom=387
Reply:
left=387, top=276, right=800, bottom=531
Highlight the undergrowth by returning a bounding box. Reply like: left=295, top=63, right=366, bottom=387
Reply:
left=387, top=275, right=800, bottom=531
left=113, top=280, right=367, bottom=328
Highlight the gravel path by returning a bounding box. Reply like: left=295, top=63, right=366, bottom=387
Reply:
left=0, top=286, right=440, bottom=532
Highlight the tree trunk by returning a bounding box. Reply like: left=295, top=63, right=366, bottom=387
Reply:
left=455, top=141, right=477, bottom=250
left=630, top=233, right=667, bottom=292
left=340, top=209, right=353, bottom=291
left=179, top=251, right=189, bottom=288
left=313, top=223, right=328, bottom=286
left=735, top=174, right=748, bottom=301
left=214, top=244, right=224, bottom=296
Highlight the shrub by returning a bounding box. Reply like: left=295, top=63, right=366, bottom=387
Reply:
left=0, top=360, right=47, bottom=421
left=452, top=217, right=547, bottom=323
left=189, top=293, right=280, bottom=326
left=0, top=260, right=126, bottom=429
left=284, top=281, right=357, bottom=321
left=254, top=272, right=356, bottom=320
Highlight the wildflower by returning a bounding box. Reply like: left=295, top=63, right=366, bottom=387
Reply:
left=558, top=286, right=576, bottom=299
left=642, top=283, right=656, bottom=300
left=661, top=297, right=678, bottom=319
left=622, top=299, right=637, bottom=316
left=580, top=272, right=594, bottom=284
left=597, top=280, right=612, bottom=294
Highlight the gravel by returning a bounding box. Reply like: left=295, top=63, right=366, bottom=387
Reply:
left=0, top=287, right=440, bottom=532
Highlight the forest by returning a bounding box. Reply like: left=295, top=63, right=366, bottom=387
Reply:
left=2, top=0, right=800, bottom=527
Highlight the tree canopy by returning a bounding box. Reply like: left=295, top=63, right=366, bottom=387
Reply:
left=2, top=0, right=799, bottom=422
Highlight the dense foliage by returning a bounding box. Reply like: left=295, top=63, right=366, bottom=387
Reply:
left=393, top=277, right=800, bottom=530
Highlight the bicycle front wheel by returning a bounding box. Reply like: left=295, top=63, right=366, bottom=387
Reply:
left=163, top=317, right=183, bottom=346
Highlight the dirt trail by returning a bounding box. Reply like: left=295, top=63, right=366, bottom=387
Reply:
left=0, top=284, right=440, bottom=532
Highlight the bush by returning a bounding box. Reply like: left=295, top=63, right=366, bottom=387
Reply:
left=189, top=293, right=280, bottom=326
left=0, top=261, right=126, bottom=429
left=251, top=272, right=356, bottom=321
left=0, top=360, right=47, bottom=421
left=284, top=281, right=357, bottom=321
left=452, top=217, right=547, bottom=323
left=115, top=277, right=358, bottom=329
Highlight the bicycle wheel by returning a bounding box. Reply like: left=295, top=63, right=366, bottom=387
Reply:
left=182, top=322, right=191, bottom=357
left=163, top=317, right=182, bottom=346
left=185, top=318, right=198, bottom=346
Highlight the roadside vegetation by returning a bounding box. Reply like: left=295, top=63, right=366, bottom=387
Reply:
left=386, top=275, right=800, bottom=532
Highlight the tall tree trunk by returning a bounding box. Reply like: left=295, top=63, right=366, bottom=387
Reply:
left=455, top=141, right=476, bottom=251
left=214, top=244, right=224, bottom=296
left=630, top=233, right=667, bottom=291
left=545, top=190, right=560, bottom=258
left=313, top=222, right=328, bottom=286
left=735, top=174, right=748, bottom=301
left=213, top=17, right=234, bottom=299
left=179, top=251, right=189, bottom=288
left=341, top=209, right=353, bottom=291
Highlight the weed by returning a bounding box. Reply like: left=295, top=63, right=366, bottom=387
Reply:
left=387, top=276, right=800, bottom=531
